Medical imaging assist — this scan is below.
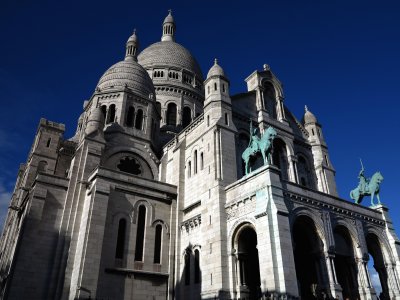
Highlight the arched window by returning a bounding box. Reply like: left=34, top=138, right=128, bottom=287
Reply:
left=126, top=106, right=135, bottom=127
left=135, top=109, right=144, bottom=130
left=115, top=219, right=126, bottom=259
left=207, top=85, right=210, bottom=94
left=156, top=102, right=161, bottom=115
left=272, top=139, right=289, bottom=180
left=37, top=160, right=48, bottom=173
left=222, top=84, right=226, bottom=93
left=46, top=138, right=51, bottom=148
left=214, top=82, right=217, bottom=91
left=153, top=224, right=162, bottom=264
left=188, top=161, right=191, bottom=178
left=207, top=115, right=210, bottom=126
left=182, top=107, right=192, bottom=128
left=185, top=251, right=191, bottom=285
left=263, top=82, right=277, bottom=119
left=166, top=103, right=177, bottom=126
left=224, top=113, right=229, bottom=125
left=200, top=152, right=204, bottom=170
left=101, top=105, right=107, bottom=120
left=297, top=155, right=313, bottom=188
left=194, top=150, right=198, bottom=174
left=135, top=205, right=146, bottom=261
left=194, top=249, right=200, bottom=284
left=107, top=104, right=116, bottom=124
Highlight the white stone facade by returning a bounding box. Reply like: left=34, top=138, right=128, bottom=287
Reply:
left=0, top=11, right=399, bottom=300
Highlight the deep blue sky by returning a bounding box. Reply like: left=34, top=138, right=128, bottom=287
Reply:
left=0, top=0, right=399, bottom=236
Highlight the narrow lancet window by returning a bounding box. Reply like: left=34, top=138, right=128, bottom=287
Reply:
left=135, top=205, right=146, bottom=261
left=135, top=109, right=143, bottom=130
left=194, top=249, right=200, bottom=283
left=153, top=224, right=162, bottom=264
left=115, top=219, right=126, bottom=259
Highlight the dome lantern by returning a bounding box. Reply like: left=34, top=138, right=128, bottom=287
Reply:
left=304, top=105, right=318, bottom=124
left=161, top=10, right=176, bottom=42
left=125, top=29, right=139, bottom=62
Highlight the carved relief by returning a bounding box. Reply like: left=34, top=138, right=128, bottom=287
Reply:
left=226, top=195, right=256, bottom=220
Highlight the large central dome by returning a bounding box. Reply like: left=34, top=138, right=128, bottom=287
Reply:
left=138, top=41, right=203, bottom=81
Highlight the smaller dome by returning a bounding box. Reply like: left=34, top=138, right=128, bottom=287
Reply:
left=85, top=107, right=105, bottom=135
left=127, top=29, right=138, bottom=43
left=164, top=10, right=174, bottom=23
left=207, top=59, right=225, bottom=79
left=304, top=105, right=317, bottom=124
left=96, top=60, right=155, bottom=99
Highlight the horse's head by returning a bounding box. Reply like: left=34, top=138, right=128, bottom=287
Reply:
left=266, top=126, right=277, bottom=139
left=372, top=171, right=384, bottom=183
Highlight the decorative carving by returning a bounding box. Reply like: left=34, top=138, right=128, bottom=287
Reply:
left=284, top=191, right=385, bottom=226
left=181, top=214, right=201, bottom=232
left=226, top=196, right=256, bottom=220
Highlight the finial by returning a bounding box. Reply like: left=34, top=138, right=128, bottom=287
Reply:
left=214, top=58, right=218, bottom=65
left=125, top=29, right=139, bottom=61
left=263, top=64, right=270, bottom=71
left=305, top=105, right=309, bottom=112
left=162, top=10, right=176, bottom=42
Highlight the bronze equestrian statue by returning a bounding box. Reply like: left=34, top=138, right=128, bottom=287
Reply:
left=242, top=121, right=277, bottom=175
left=350, top=159, right=384, bottom=206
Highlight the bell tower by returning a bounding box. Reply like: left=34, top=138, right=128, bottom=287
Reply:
left=303, top=106, right=337, bottom=196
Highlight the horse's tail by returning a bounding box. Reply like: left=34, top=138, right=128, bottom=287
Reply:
left=350, top=189, right=358, bottom=201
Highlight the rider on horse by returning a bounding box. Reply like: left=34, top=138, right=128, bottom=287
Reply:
left=249, top=121, right=260, bottom=155
left=358, top=160, right=369, bottom=194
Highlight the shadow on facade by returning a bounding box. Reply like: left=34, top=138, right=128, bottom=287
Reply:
left=177, top=243, right=202, bottom=300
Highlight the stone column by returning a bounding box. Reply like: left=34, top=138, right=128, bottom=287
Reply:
left=325, top=251, right=343, bottom=299
left=356, top=257, right=375, bottom=300
left=288, top=155, right=298, bottom=183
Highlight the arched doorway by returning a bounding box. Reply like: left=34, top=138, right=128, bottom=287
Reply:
left=333, top=226, right=359, bottom=300
left=236, top=225, right=261, bottom=299
left=272, top=138, right=289, bottom=180
left=366, top=233, right=390, bottom=299
left=293, top=215, right=327, bottom=299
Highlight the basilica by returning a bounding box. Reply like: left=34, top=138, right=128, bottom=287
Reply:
left=0, top=11, right=399, bottom=300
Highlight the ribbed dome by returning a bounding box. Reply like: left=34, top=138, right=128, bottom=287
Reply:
left=207, top=59, right=225, bottom=79
left=303, top=106, right=317, bottom=124
left=164, top=12, right=174, bottom=23
left=138, top=41, right=203, bottom=81
left=96, top=60, right=155, bottom=99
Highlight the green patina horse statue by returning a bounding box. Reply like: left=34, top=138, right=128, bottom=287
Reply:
left=350, top=171, right=384, bottom=206
left=242, top=126, right=277, bottom=175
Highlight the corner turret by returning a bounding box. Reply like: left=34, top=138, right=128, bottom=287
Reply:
left=303, top=106, right=337, bottom=196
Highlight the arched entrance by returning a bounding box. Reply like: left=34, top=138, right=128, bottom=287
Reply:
left=235, top=225, right=261, bottom=299
left=366, top=233, right=390, bottom=299
left=333, top=226, right=360, bottom=300
left=293, top=215, right=327, bottom=299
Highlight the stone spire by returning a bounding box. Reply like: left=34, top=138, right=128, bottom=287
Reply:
left=125, top=29, right=139, bottom=61
left=161, top=10, right=176, bottom=42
